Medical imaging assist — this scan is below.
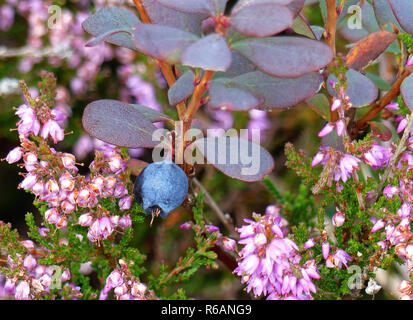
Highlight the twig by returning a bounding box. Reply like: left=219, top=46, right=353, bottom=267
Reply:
left=192, top=178, right=235, bottom=235
left=325, top=0, right=339, bottom=122
left=184, top=71, right=214, bottom=122
left=132, top=0, right=186, bottom=119
left=356, top=66, right=413, bottom=132
left=371, top=112, right=413, bottom=204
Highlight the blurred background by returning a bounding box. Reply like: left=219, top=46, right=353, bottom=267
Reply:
left=0, top=0, right=404, bottom=299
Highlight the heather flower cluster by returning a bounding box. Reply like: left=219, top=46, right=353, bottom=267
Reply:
left=234, top=206, right=320, bottom=300
left=0, top=239, right=80, bottom=300
left=99, top=259, right=155, bottom=300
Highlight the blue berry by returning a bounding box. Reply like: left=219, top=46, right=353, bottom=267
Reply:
left=134, top=160, right=189, bottom=223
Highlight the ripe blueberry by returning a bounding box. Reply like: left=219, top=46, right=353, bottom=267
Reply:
left=134, top=160, right=189, bottom=224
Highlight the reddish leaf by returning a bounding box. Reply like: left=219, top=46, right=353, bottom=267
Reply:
left=181, top=34, right=232, bottom=72
left=157, top=0, right=227, bottom=15
left=370, top=121, right=393, bottom=141
left=127, top=159, right=149, bottom=176
left=82, top=100, right=158, bottom=148
left=168, top=71, right=195, bottom=105
left=232, top=37, right=333, bottom=78
left=230, top=3, right=293, bottom=38
left=389, top=0, right=413, bottom=34
left=132, top=23, right=198, bottom=64
left=401, top=74, right=413, bottom=111
left=142, top=0, right=205, bottom=35
left=346, top=31, right=396, bottom=71
left=193, top=136, right=274, bottom=182
left=327, top=70, right=378, bottom=107
left=82, top=6, right=140, bottom=50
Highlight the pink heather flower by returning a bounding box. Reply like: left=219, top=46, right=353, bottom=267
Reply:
left=364, top=144, right=392, bottom=169
left=38, top=228, right=50, bottom=237
left=98, top=217, right=114, bottom=240
left=110, top=215, right=120, bottom=228
left=87, top=220, right=100, bottom=242
left=20, top=173, right=37, bottom=190
left=6, top=146, right=23, bottom=164
left=60, top=269, right=71, bottom=282
left=180, top=221, right=192, bottom=230
left=20, top=240, right=34, bottom=250
left=131, top=281, right=147, bottom=298
left=322, top=242, right=330, bottom=260
left=46, top=179, right=59, bottom=194
left=119, top=196, right=132, bottom=211
left=59, top=172, right=74, bottom=192
left=397, top=118, right=408, bottom=133
left=332, top=211, right=345, bottom=227
left=221, top=237, right=237, bottom=252
left=311, top=150, right=326, bottom=167
left=61, top=153, right=76, bottom=168
left=318, top=123, right=335, bottom=138
left=337, top=155, right=360, bottom=182
left=45, top=208, right=60, bottom=224
left=16, top=105, right=40, bottom=136
left=23, top=255, right=37, bottom=271
left=41, top=120, right=64, bottom=143
left=331, top=99, right=341, bottom=111
left=265, top=205, right=280, bottom=217
left=331, top=249, right=352, bottom=269
left=234, top=210, right=319, bottom=300
left=383, top=185, right=398, bottom=198
left=304, top=238, right=315, bottom=250
left=336, top=119, right=345, bottom=137
left=113, top=183, right=127, bottom=198
left=15, top=281, right=30, bottom=300
left=119, top=215, right=132, bottom=230
left=108, top=156, right=123, bottom=173
left=397, top=203, right=411, bottom=219
left=205, top=225, right=219, bottom=234
left=78, top=213, right=94, bottom=227
left=371, top=219, right=385, bottom=232
left=107, top=270, right=124, bottom=288
left=385, top=102, right=399, bottom=111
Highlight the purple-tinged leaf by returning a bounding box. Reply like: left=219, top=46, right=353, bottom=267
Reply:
left=339, top=0, right=379, bottom=42
left=288, top=0, right=306, bottom=17
left=370, top=121, right=392, bottom=141
left=373, top=0, right=403, bottom=30
left=311, top=26, right=325, bottom=40
left=306, top=93, right=330, bottom=121
left=208, top=79, right=261, bottom=111
left=346, top=31, right=396, bottom=71
left=168, top=71, right=195, bottom=105
left=321, top=129, right=345, bottom=152
left=142, top=0, right=205, bottom=35
left=232, top=0, right=293, bottom=13
left=216, top=51, right=256, bottom=78
left=327, top=70, right=378, bottom=107
left=82, top=6, right=140, bottom=50
left=233, top=71, right=323, bottom=109
left=132, top=23, right=198, bottom=64
left=157, top=0, right=227, bottom=15
left=82, top=100, right=158, bottom=148
left=181, top=34, right=232, bottom=72
left=230, top=3, right=293, bottom=38
left=388, top=0, right=413, bottom=34
left=85, top=29, right=131, bottom=47
left=232, top=37, right=333, bottom=78
left=130, top=104, right=172, bottom=123
left=193, top=136, right=274, bottom=182
left=401, top=74, right=413, bottom=111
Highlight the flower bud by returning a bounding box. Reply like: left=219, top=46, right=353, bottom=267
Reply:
left=61, top=153, right=76, bottom=168
left=221, top=237, right=237, bottom=252
left=78, top=213, right=93, bottom=227
left=119, top=196, right=132, bottom=211
left=332, top=211, right=345, bottom=227
left=15, top=281, right=30, bottom=300
left=119, top=214, right=132, bottom=230
left=23, top=255, right=37, bottom=271
left=6, top=146, right=23, bottom=164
